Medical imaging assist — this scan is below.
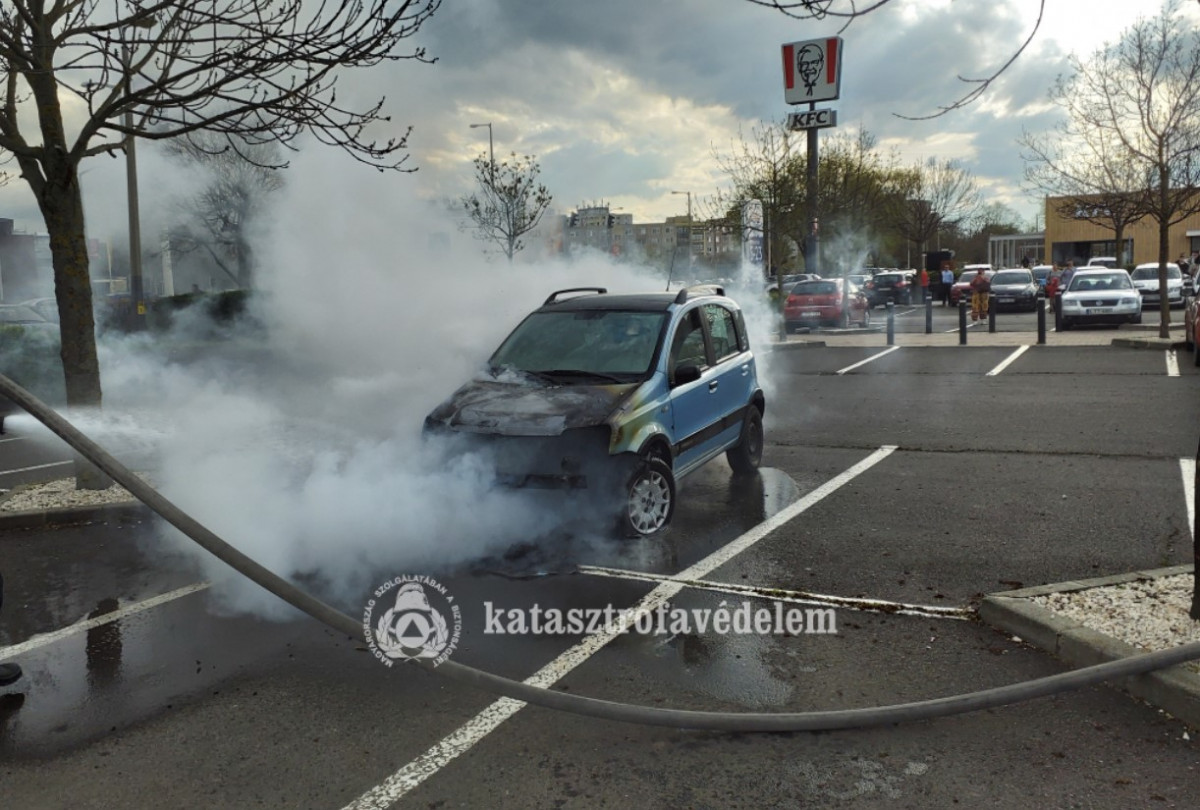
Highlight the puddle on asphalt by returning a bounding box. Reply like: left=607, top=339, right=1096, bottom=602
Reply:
left=469, top=467, right=800, bottom=579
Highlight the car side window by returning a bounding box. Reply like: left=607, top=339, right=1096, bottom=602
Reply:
left=703, top=304, right=740, bottom=362
left=669, top=309, right=708, bottom=378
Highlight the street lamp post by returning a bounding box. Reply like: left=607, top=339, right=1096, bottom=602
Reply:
left=469, top=122, right=494, bottom=185
left=672, top=190, right=692, bottom=275
left=123, top=15, right=156, bottom=329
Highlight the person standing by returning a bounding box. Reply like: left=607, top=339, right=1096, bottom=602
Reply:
left=918, top=267, right=930, bottom=303
left=969, top=268, right=991, bottom=321
left=0, top=574, right=22, bottom=688
left=941, top=266, right=954, bottom=306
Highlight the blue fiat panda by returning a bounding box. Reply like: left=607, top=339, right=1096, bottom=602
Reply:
left=423, top=286, right=765, bottom=537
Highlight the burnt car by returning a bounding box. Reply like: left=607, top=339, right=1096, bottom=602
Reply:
left=423, top=286, right=765, bottom=537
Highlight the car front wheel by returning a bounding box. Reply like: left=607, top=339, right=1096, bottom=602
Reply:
left=621, top=457, right=675, bottom=537
left=726, top=406, right=764, bottom=475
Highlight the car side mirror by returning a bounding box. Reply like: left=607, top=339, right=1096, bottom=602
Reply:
left=673, top=364, right=702, bottom=386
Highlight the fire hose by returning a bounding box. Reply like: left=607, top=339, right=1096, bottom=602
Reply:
left=3, top=370, right=1200, bottom=732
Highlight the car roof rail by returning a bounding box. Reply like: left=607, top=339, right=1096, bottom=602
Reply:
left=675, top=284, right=725, bottom=304
left=543, top=287, right=607, bottom=305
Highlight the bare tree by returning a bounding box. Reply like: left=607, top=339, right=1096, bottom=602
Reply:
left=0, top=0, right=438, bottom=486
left=888, top=157, right=982, bottom=265
left=1060, top=0, right=1200, bottom=339
left=1022, top=108, right=1149, bottom=268
left=461, top=152, right=552, bottom=263
left=711, top=121, right=806, bottom=282
left=163, top=134, right=286, bottom=290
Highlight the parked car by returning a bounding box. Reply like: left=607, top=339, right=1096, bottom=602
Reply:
left=784, top=279, right=870, bottom=330
left=1030, top=265, right=1054, bottom=289
left=863, top=270, right=915, bottom=307
left=1059, top=268, right=1141, bottom=329
left=1085, top=256, right=1119, bottom=269
left=988, top=269, right=1040, bottom=312
left=1130, top=262, right=1185, bottom=309
left=1186, top=294, right=1200, bottom=363
left=423, top=285, right=764, bottom=538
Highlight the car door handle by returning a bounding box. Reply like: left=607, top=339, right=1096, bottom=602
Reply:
left=708, top=380, right=719, bottom=392
left=741, top=364, right=750, bottom=376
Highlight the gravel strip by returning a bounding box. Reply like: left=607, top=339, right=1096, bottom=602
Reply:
left=0, top=476, right=141, bottom=512
left=1032, top=575, right=1200, bottom=673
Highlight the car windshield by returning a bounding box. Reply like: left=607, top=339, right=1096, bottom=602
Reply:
left=488, top=309, right=667, bottom=381
left=992, top=271, right=1032, bottom=285
left=1067, top=273, right=1132, bottom=292
left=875, top=274, right=903, bottom=283
left=1130, top=266, right=1182, bottom=280
left=957, top=272, right=978, bottom=284
left=791, top=281, right=838, bottom=295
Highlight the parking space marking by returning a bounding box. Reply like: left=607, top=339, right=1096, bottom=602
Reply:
left=1167, top=350, right=1180, bottom=377
left=0, top=582, right=210, bottom=660
left=943, top=321, right=982, bottom=334
left=577, top=565, right=972, bottom=620
left=0, top=460, right=73, bottom=476
left=1182, top=457, right=1195, bottom=541
left=0, top=436, right=27, bottom=445
left=342, top=446, right=898, bottom=810
left=836, top=346, right=899, bottom=375
left=986, top=345, right=1030, bottom=377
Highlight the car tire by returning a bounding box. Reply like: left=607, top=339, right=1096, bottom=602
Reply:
left=1134, top=313, right=1142, bottom=325
left=1060, top=317, right=1073, bottom=331
left=620, top=457, right=675, bottom=538
left=726, top=406, right=764, bottom=475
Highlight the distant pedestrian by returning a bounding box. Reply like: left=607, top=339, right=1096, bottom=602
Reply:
left=918, top=267, right=930, bottom=302
left=0, top=574, right=22, bottom=689
left=969, top=268, right=991, bottom=321
left=1060, top=260, right=1077, bottom=291
left=940, top=267, right=954, bottom=306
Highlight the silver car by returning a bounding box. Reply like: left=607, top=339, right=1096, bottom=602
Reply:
left=1059, top=269, right=1142, bottom=329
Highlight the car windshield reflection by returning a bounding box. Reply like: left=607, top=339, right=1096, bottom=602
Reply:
left=489, top=310, right=666, bottom=381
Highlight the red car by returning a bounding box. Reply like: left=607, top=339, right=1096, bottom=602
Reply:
left=949, top=269, right=994, bottom=306
left=784, top=278, right=870, bottom=331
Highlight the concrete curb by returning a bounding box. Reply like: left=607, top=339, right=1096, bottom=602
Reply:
left=980, top=565, right=1200, bottom=728
left=1110, top=336, right=1188, bottom=349
left=0, top=502, right=149, bottom=533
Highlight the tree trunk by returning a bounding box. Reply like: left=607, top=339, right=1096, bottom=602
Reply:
left=39, top=168, right=110, bottom=489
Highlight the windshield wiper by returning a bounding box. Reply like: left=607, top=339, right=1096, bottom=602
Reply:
left=534, top=369, right=630, bottom=384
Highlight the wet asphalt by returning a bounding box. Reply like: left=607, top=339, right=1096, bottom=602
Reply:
left=2, top=341, right=1200, bottom=808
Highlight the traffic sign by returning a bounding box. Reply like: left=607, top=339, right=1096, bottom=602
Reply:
left=782, top=37, right=843, bottom=104
left=787, top=109, right=837, bottom=130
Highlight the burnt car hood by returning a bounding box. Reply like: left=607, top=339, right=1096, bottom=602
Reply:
left=426, top=376, right=640, bottom=436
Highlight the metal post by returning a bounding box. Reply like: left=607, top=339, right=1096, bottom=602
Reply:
left=925, top=295, right=933, bottom=334
left=988, top=294, right=996, bottom=333
left=1054, top=292, right=1063, bottom=332
left=124, top=45, right=144, bottom=330
left=886, top=301, right=895, bottom=346
left=1036, top=292, right=1046, bottom=344
left=958, top=299, right=968, bottom=345
left=806, top=105, right=820, bottom=274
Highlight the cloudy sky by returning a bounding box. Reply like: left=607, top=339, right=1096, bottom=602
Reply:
left=0, top=0, right=1192, bottom=242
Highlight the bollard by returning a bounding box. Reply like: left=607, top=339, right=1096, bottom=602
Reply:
left=958, top=299, right=968, bottom=345
left=988, top=294, right=996, bottom=333
left=1054, top=292, right=1062, bottom=332
left=925, top=295, right=933, bottom=334
left=886, top=301, right=895, bottom=345
left=1036, top=292, right=1046, bottom=344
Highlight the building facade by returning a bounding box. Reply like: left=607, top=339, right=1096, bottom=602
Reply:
left=1043, top=195, right=1200, bottom=267
left=561, top=204, right=739, bottom=272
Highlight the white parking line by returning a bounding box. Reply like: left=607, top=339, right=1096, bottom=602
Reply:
left=0, top=582, right=210, bottom=659
left=943, top=321, right=982, bottom=334
left=835, top=346, right=899, bottom=375
left=986, top=345, right=1030, bottom=377
left=1182, top=457, right=1195, bottom=541
left=0, top=460, right=73, bottom=477
left=578, top=565, right=972, bottom=619
left=0, top=436, right=27, bottom=445
left=342, top=446, right=898, bottom=810
left=1166, top=350, right=1181, bottom=377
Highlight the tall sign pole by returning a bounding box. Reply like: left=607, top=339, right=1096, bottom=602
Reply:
left=782, top=36, right=843, bottom=276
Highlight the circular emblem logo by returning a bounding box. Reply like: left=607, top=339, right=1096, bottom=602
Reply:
left=363, top=575, right=461, bottom=667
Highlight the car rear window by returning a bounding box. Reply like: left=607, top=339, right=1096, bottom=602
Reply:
left=791, top=281, right=838, bottom=295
